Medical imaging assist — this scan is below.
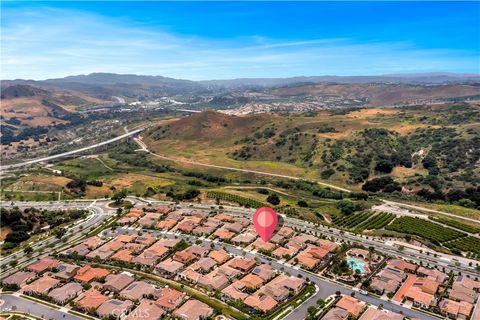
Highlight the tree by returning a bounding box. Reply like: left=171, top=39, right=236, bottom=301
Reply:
left=24, top=246, right=33, bottom=254
left=111, top=189, right=127, bottom=204
left=266, top=193, right=280, bottom=205
left=297, top=200, right=309, bottom=207
left=336, top=200, right=355, bottom=215
left=375, top=159, right=394, bottom=173
left=53, top=227, right=67, bottom=239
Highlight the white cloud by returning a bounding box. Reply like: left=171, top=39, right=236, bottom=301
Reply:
left=1, top=6, right=478, bottom=80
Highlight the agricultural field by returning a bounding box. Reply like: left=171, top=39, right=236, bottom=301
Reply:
left=446, top=236, right=480, bottom=256
left=354, top=212, right=396, bottom=232
left=429, top=216, right=480, bottom=234
left=331, top=212, right=373, bottom=229
left=385, top=216, right=468, bottom=248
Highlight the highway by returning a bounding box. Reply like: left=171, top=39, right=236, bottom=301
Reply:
left=0, top=127, right=145, bottom=171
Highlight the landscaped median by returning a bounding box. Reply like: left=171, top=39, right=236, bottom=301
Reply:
left=0, top=311, right=44, bottom=320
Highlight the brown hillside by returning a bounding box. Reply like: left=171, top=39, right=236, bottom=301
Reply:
left=271, top=83, right=480, bottom=106
left=1, top=84, right=105, bottom=128
left=149, top=110, right=273, bottom=143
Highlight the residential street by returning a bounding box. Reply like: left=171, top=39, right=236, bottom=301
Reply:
left=0, top=294, right=82, bottom=320
left=1, top=197, right=477, bottom=320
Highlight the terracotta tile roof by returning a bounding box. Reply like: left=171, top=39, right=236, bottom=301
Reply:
left=155, top=287, right=185, bottom=311
left=277, top=226, right=295, bottom=238
left=387, top=259, right=417, bottom=273
left=213, top=228, right=236, bottom=240
left=179, top=268, right=202, bottom=283
left=97, top=299, right=133, bottom=318
left=214, top=213, right=234, bottom=222
left=244, top=292, right=278, bottom=313
left=185, top=245, right=209, bottom=257
left=48, top=282, right=83, bottom=304
left=272, top=246, right=298, bottom=259
left=83, top=236, right=103, bottom=249
left=222, top=281, right=248, bottom=301
left=239, top=274, right=263, bottom=289
left=296, top=252, right=319, bottom=270
left=23, top=275, right=60, bottom=295
left=251, top=264, right=275, bottom=281
left=268, top=275, right=305, bottom=293
left=358, top=307, right=404, bottom=320
left=208, top=249, right=230, bottom=264
left=439, top=298, right=473, bottom=318
left=103, top=273, right=134, bottom=292
left=155, top=206, right=172, bottom=214
left=317, top=239, right=339, bottom=252
left=198, top=273, right=230, bottom=290
left=228, top=257, right=256, bottom=272
left=322, top=307, right=349, bottom=320
left=336, top=295, right=365, bottom=317
left=173, top=299, right=214, bottom=320
left=156, top=219, right=177, bottom=230
left=125, top=299, right=165, bottom=320
left=111, top=249, right=135, bottom=262
left=250, top=238, right=276, bottom=252
left=156, top=238, right=180, bottom=248
left=416, top=267, right=447, bottom=284
left=191, top=257, right=217, bottom=273
left=74, top=265, right=110, bottom=283
left=173, top=251, right=196, bottom=264
left=53, top=263, right=80, bottom=280
left=135, top=234, right=157, bottom=246
left=75, top=289, right=108, bottom=310
left=2, top=271, right=36, bottom=287
left=156, top=258, right=184, bottom=275
left=116, top=234, right=137, bottom=243
left=120, top=281, right=156, bottom=301
left=27, top=257, right=60, bottom=273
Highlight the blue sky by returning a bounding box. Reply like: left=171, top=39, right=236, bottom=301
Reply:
left=2, top=1, right=479, bottom=80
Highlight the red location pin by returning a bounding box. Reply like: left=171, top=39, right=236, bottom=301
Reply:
left=253, top=207, right=278, bottom=242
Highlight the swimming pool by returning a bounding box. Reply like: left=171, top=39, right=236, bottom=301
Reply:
left=346, top=258, right=366, bottom=273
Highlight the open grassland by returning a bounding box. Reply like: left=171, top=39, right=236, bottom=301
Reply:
left=404, top=201, right=480, bottom=221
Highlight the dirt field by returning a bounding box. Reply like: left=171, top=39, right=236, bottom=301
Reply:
left=346, top=108, right=399, bottom=119
left=108, top=174, right=174, bottom=188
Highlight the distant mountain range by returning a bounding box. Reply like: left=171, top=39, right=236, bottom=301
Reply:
left=5, top=71, right=480, bottom=90
left=201, top=72, right=480, bottom=89
left=2, top=72, right=479, bottom=125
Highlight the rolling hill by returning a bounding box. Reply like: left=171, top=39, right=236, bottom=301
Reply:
left=145, top=104, right=480, bottom=208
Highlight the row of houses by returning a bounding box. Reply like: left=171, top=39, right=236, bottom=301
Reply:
left=368, top=258, right=480, bottom=319
left=2, top=255, right=214, bottom=320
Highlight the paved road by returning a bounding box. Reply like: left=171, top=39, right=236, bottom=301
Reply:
left=135, top=136, right=480, bottom=226
left=0, top=197, right=476, bottom=319
left=383, top=200, right=480, bottom=224
left=0, top=201, right=114, bottom=279
left=0, top=128, right=145, bottom=170
left=0, top=294, right=82, bottom=320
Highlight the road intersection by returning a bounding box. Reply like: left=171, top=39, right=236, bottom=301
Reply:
left=2, top=197, right=475, bottom=319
